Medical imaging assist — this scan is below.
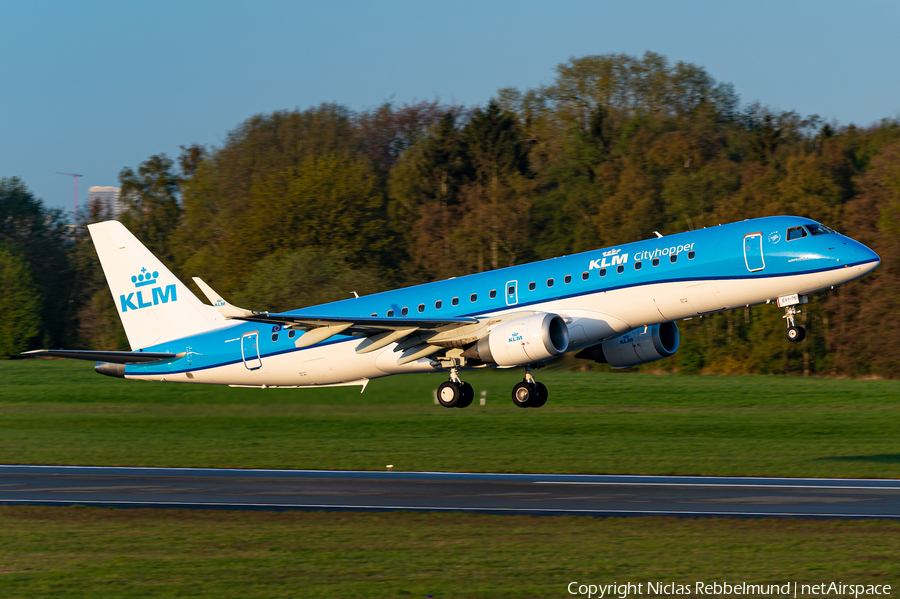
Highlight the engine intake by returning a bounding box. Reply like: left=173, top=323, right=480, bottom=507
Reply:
left=576, top=321, right=679, bottom=369
left=463, top=313, right=569, bottom=367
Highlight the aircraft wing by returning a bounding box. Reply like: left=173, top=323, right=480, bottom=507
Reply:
left=231, top=313, right=477, bottom=331
left=22, top=349, right=183, bottom=364
left=193, top=276, right=476, bottom=331
left=192, top=276, right=480, bottom=350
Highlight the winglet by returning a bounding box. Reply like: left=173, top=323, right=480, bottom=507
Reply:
left=192, top=277, right=255, bottom=318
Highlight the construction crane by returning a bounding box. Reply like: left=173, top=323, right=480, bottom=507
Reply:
left=56, top=172, right=84, bottom=224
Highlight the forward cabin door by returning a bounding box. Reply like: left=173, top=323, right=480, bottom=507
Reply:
left=241, top=331, right=262, bottom=370
left=743, top=233, right=765, bottom=272
left=506, top=280, right=518, bottom=306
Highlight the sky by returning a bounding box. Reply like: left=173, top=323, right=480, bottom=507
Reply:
left=2, top=0, right=899, bottom=213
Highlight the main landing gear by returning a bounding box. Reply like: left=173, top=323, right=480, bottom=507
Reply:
left=511, top=365, right=547, bottom=409
left=783, top=305, right=806, bottom=343
left=436, top=367, right=474, bottom=408
left=435, top=365, right=549, bottom=409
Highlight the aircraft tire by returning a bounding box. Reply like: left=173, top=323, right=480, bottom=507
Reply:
left=512, top=382, right=534, bottom=408
left=530, top=382, right=548, bottom=408
left=456, top=382, right=474, bottom=408
left=437, top=381, right=462, bottom=408
left=786, top=326, right=805, bottom=343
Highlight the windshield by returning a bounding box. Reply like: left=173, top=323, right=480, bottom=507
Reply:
left=805, top=223, right=836, bottom=236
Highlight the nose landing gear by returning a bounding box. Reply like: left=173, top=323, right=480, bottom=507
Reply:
left=436, top=367, right=474, bottom=408
left=511, top=365, right=548, bottom=408
left=783, top=305, right=806, bottom=343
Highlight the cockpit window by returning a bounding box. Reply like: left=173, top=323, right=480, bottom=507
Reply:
left=805, top=223, right=835, bottom=236
left=787, top=226, right=808, bottom=241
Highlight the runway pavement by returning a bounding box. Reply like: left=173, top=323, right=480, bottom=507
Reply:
left=2, top=465, right=900, bottom=519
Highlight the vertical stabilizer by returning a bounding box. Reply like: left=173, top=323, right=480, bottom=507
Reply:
left=87, top=221, right=225, bottom=349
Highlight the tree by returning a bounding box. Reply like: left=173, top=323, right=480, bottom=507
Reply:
left=0, top=245, right=42, bottom=357
left=233, top=249, right=386, bottom=313
left=119, top=154, right=181, bottom=262
left=0, top=177, right=72, bottom=348
left=388, top=112, right=472, bottom=279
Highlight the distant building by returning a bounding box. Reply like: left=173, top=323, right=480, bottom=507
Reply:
left=87, top=186, right=127, bottom=220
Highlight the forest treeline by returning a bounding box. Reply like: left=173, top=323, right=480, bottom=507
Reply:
left=2, top=52, right=899, bottom=377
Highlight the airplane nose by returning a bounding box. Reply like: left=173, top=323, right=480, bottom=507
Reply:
left=852, top=240, right=880, bottom=274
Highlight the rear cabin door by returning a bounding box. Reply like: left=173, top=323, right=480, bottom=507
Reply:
left=241, top=331, right=262, bottom=370
left=506, top=280, right=518, bottom=306
left=743, top=233, right=765, bottom=272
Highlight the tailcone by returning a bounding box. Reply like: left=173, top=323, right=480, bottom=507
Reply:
left=95, top=362, right=126, bottom=378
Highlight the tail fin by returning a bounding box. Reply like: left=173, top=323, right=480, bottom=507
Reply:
left=87, top=221, right=225, bottom=350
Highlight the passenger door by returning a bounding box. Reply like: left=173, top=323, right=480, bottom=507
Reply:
left=743, top=233, right=765, bottom=272
left=506, top=280, right=518, bottom=306
left=241, top=331, right=262, bottom=370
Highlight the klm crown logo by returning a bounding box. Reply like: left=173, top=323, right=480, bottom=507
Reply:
left=120, top=266, right=177, bottom=312
left=132, top=267, right=159, bottom=287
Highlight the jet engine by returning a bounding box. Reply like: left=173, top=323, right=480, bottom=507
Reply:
left=462, top=312, right=569, bottom=367
left=576, top=321, right=679, bottom=369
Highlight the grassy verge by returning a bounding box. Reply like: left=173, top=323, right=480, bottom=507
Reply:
left=2, top=360, right=900, bottom=477
left=0, top=506, right=897, bottom=598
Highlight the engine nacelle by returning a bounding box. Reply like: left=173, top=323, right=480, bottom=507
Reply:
left=576, top=321, right=679, bottom=369
left=463, top=312, right=569, bottom=367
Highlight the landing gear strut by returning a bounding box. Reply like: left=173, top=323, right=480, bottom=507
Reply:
left=511, top=365, right=548, bottom=408
left=783, top=305, right=806, bottom=343
left=437, top=367, right=474, bottom=408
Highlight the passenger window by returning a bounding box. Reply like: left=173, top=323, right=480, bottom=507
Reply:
left=787, top=226, right=808, bottom=241
left=370, top=313, right=377, bottom=317
left=688, top=251, right=695, bottom=260
left=508, top=285, right=515, bottom=295
left=470, top=293, right=477, bottom=302
left=652, top=258, right=660, bottom=267
left=564, top=275, right=572, bottom=284
left=288, top=329, right=296, bottom=339
left=387, top=309, right=394, bottom=317
left=634, top=261, right=642, bottom=270
left=418, top=304, right=425, bottom=313
left=547, top=278, right=554, bottom=287
left=452, top=297, right=459, bottom=306
left=271, top=332, right=279, bottom=342
left=670, top=254, right=677, bottom=263
left=435, top=300, right=442, bottom=309
left=582, top=272, right=589, bottom=281
left=528, top=282, right=536, bottom=291
left=616, top=264, right=624, bottom=274
left=401, top=307, right=409, bottom=316
left=489, top=289, right=497, bottom=299
left=599, top=268, right=607, bottom=277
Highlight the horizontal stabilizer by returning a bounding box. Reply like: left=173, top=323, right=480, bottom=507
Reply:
left=23, top=349, right=183, bottom=364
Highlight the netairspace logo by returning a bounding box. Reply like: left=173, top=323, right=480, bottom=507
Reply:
left=567, top=581, right=892, bottom=598
left=120, top=267, right=177, bottom=312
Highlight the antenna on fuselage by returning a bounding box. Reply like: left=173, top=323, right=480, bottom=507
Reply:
left=653, top=231, right=663, bottom=239
left=350, top=291, right=359, bottom=299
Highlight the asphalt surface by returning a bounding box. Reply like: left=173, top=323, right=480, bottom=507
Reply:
left=2, top=465, right=900, bottom=519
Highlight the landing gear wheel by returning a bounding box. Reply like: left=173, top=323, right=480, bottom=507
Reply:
left=786, top=326, right=806, bottom=343
left=457, top=381, right=474, bottom=408
left=530, top=382, right=548, bottom=408
left=437, top=381, right=462, bottom=408
left=512, top=382, right=535, bottom=408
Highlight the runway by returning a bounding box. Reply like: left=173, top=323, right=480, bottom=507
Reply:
left=2, top=465, right=900, bottom=519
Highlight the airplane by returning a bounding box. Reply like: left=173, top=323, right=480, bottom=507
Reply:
left=26, top=217, right=879, bottom=408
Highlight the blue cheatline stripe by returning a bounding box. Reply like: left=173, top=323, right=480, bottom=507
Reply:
left=131, top=259, right=877, bottom=377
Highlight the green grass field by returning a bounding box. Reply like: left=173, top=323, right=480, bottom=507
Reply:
left=3, top=360, right=900, bottom=477
left=0, top=506, right=897, bottom=598
left=4, top=361, right=900, bottom=597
